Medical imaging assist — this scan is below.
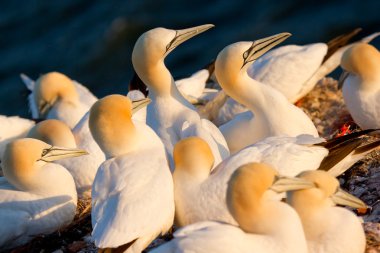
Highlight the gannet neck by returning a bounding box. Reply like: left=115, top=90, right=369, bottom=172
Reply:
left=2, top=138, right=86, bottom=194
left=173, top=137, right=214, bottom=181
left=341, top=43, right=380, bottom=86
left=34, top=72, right=79, bottom=116
left=27, top=119, right=77, bottom=148
left=89, top=95, right=139, bottom=158
left=226, top=163, right=284, bottom=234
left=132, top=25, right=213, bottom=99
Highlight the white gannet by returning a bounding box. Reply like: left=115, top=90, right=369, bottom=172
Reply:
left=21, top=72, right=97, bottom=128
left=89, top=95, right=174, bottom=252
left=287, top=170, right=366, bottom=253
left=172, top=131, right=380, bottom=226
left=131, top=24, right=229, bottom=170
left=200, top=30, right=380, bottom=126
left=215, top=33, right=318, bottom=154
left=26, top=119, right=104, bottom=198
left=0, top=115, right=35, bottom=159
left=152, top=163, right=311, bottom=253
left=339, top=43, right=380, bottom=129
left=0, top=138, right=87, bottom=250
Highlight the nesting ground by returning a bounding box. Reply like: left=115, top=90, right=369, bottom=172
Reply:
left=8, top=78, right=380, bottom=253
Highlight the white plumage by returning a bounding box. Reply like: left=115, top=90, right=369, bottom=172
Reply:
left=0, top=138, right=87, bottom=250
left=89, top=95, right=174, bottom=252
left=131, top=25, right=229, bottom=170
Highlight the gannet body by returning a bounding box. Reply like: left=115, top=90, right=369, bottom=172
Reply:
left=27, top=119, right=105, bottom=198
left=340, top=43, right=380, bottom=129
left=287, top=170, right=366, bottom=253
left=0, top=138, right=87, bottom=250
left=152, top=163, right=310, bottom=253
left=89, top=95, right=174, bottom=252
left=0, top=116, right=35, bottom=158
left=21, top=72, right=97, bottom=128
left=131, top=25, right=229, bottom=169
left=173, top=131, right=380, bottom=226
left=215, top=33, right=318, bottom=154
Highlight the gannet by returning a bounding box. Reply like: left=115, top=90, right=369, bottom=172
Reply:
left=89, top=95, right=174, bottom=252
left=287, top=170, right=366, bottom=253
left=21, top=72, right=97, bottom=128
left=339, top=43, right=380, bottom=129
left=152, top=163, right=311, bottom=253
left=131, top=25, right=229, bottom=170
left=200, top=30, right=380, bottom=126
left=26, top=119, right=102, bottom=198
left=0, top=138, right=87, bottom=250
left=172, top=131, right=379, bottom=226
left=215, top=33, right=318, bottom=154
left=0, top=115, right=35, bottom=159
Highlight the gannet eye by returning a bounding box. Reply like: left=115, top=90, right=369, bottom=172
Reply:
left=243, top=51, right=249, bottom=60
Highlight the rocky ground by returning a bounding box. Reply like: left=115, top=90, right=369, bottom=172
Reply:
left=8, top=77, right=380, bottom=253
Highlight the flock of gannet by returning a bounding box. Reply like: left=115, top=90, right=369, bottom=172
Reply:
left=0, top=24, right=379, bottom=253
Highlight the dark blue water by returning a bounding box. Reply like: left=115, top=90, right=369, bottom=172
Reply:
left=0, top=0, right=379, bottom=117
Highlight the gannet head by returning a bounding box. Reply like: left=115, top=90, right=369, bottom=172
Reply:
left=27, top=119, right=77, bottom=148
left=173, top=137, right=214, bottom=180
left=341, top=43, right=380, bottom=84
left=89, top=94, right=151, bottom=158
left=34, top=72, right=79, bottom=117
left=227, top=163, right=314, bottom=233
left=287, top=170, right=367, bottom=212
left=132, top=25, right=214, bottom=93
left=2, top=138, right=88, bottom=191
left=215, top=33, right=291, bottom=87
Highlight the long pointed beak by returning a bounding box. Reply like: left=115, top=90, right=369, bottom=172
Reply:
left=40, top=146, right=88, bottom=162
left=338, top=71, right=349, bottom=89
left=166, top=24, right=215, bottom=53
left=242, top=32, right=291, bottom=68
left=270, top=176, right=315, bottom=193
left=132, top=98, right=151, bottom=114
left=331, top=188, right=367, bottom=209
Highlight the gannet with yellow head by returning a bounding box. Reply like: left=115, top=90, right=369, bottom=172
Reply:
left=287, top=170, right=366, bottom=253
left=152, top=163, right=311, bottom=253
left=89, top=95, right=174, bottom=252
left=21, top=72, right=97, bottom=128
left=172, top=130, right=380, bottom=227
left=26, top=119, right=104, bottom=198
left=132, top=25, right=229, bottom=170
left=0, top=138, right=87, bottom=250
left=216, top=33, right=319, bottom=154
left=339, top=43, right=380, bottom=129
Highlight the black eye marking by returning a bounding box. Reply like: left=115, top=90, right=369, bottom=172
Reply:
left=166, top=31, right=179, bottom=53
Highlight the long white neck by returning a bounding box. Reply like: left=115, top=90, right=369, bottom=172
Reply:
left=140, top=60, right=189, bottom=104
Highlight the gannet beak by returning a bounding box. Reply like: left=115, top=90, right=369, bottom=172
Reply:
left=338, top=71, right=349, bottom=89
left=38, top=100, right=52, bottom=117
left=39, top=146, right=88, bottom=162
left=242, top=32, right=291, bottom=68
left=331, top=188, right=367, bottom=209
left=270, top=176, right=315, bottom=193
left=166, top=24, right=215, bottom=53
left=132, top=97, right=151, bottom=114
